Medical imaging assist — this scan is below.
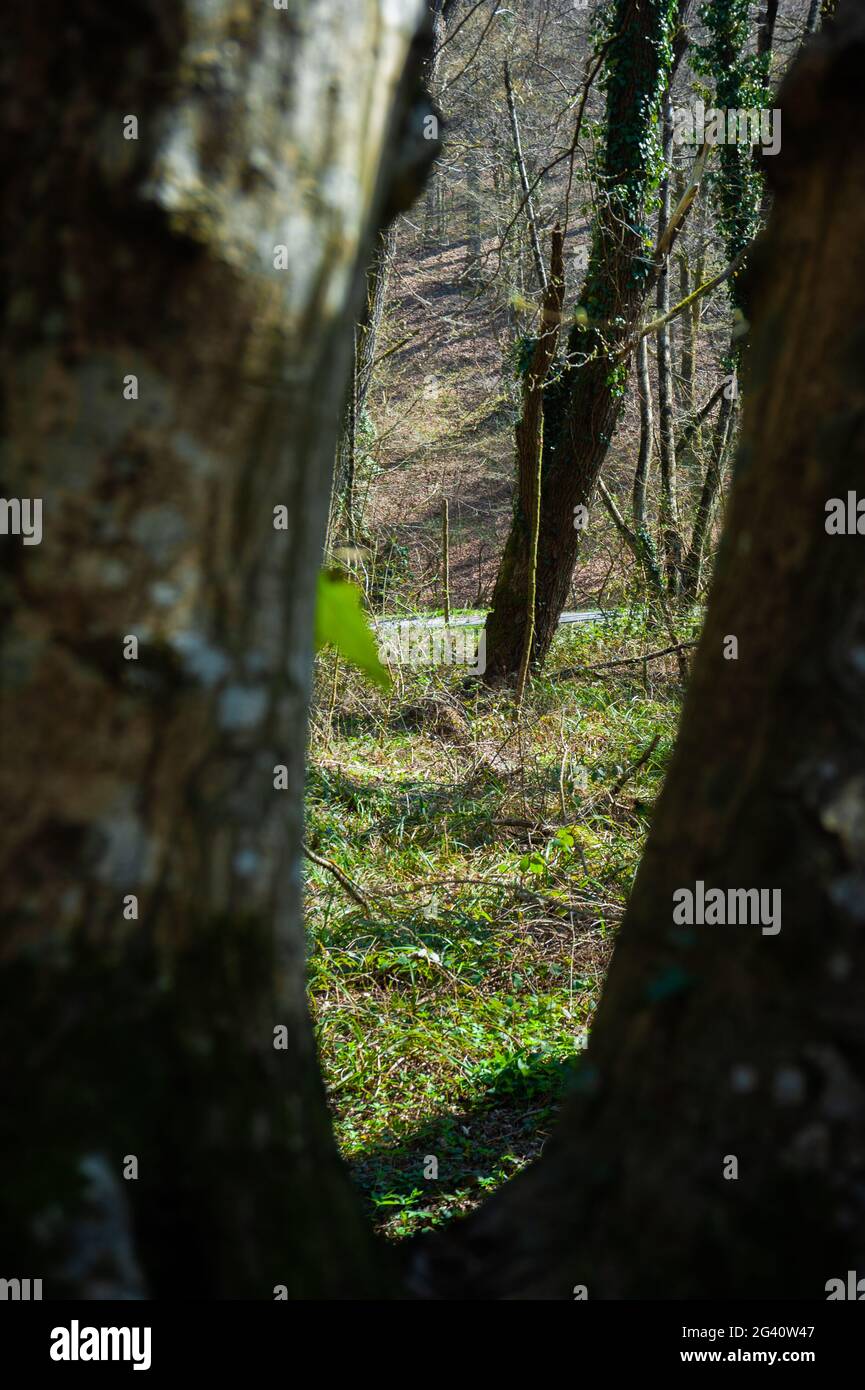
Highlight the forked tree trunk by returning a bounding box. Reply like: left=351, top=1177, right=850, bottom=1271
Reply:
left=411, top=5, right=865, bottom=1298
left=483, top=0, right=686, bottom=682
left=0, top=0, right=435, bottom=1299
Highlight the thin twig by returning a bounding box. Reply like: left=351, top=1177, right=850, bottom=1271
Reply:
left=610, top=734, right=660, bottom=796
left=623, top=247, right=750, bottom=355
left=303, top=844, right=372, bottom=913
left=550, top=642, right=697, bottom=681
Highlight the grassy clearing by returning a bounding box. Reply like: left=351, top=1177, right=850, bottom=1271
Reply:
left=305, top=607, right=696, bottom=1238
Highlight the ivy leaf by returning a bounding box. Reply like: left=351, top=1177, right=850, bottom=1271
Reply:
left=314, top=571, right=390, bottom=689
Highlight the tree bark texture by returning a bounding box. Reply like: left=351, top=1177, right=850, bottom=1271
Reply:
left=0, top=0, right=435, bottom=1299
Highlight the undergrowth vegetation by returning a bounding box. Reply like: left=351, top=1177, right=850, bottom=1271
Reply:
left=305, top=607, right=698, bottom=1237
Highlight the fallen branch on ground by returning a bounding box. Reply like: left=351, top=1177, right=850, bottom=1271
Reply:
left=609, top=734, right=660, bottom=796
left=551, top=641, right=697, bottom=681
left=303, top=843, right=372, bottom=913
left=574, top=735, right=662, bottom=821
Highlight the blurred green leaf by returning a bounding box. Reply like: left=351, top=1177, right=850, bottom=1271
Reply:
left=315, top=571, right=390, bottom=689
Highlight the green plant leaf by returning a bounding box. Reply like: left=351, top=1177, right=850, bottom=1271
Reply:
left=314, top=571, right=390, bottom=689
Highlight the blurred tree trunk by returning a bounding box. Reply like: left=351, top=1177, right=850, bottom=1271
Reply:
left=411, top=5, right=865, bottom=1297
left=0, top=0, right=435, bottom=1299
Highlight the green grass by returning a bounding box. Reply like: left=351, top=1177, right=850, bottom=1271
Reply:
left=304, top=609, right=692, bottom=1237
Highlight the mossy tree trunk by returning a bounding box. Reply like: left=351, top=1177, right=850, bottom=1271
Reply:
left=483, top=0, right=686, bottom=682
left=0, top=0, right=435, bottom=1299
left=514, top=226, right=565, bottom=701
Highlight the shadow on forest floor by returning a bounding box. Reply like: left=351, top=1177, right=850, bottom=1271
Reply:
left=346, top=1046, right=587, bottom=1239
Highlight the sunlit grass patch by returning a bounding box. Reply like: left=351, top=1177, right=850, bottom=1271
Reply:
left=305, top=612, right=686, bottom=1235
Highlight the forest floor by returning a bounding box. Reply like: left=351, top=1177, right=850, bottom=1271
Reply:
left=305, top=608, right=698, bottom=1237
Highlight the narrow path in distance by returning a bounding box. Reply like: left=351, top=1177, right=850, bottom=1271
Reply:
left=373, top=608, right=611, bottom=632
